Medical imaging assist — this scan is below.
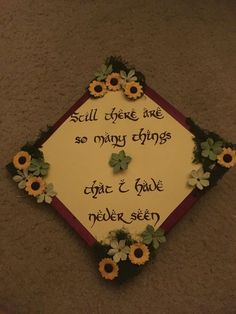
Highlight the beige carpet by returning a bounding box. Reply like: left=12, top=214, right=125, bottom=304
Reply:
left=0, top=1, right=235, bottom=313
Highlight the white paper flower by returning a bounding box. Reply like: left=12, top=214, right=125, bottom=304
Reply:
left=108, top=240, right=130, bottom=263
left=188, top=168, right=210, bottom=190
left=120, top=69, right=137, bottom=87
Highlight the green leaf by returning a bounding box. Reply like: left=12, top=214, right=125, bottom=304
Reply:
left=118, top=150, right=125, bottom=159
left=18, top=180, right=26, bottom=189
left=157, top=235, right=166, bottom=243
left=146, top=225, right=154, bottom=234
left=207, top=138, right=214, bottom=146
left=128, top=69, right=135, bottom=77
left=155, top=228, right=164, bottom=236
left=37, top=194, right=45, bottom=203
left=13, top=175, right=23, bottom=182
left=113, top=163, right=121, bottom=173
left=111, top=153, right=119, bottom=161
left=142, top=235, right=152, bottom=244
left=120, top=161, right=128, bottom=170
left=125, top=156, right=132, bottom=164
left=120, top=70, right=126, bottom=78
left=23, top=169, right=29, bottom=177
left=107, top=64, right=113, bottom=74
left=153, top=238, right=160, bottom=249
left=200, top=142, right=209, bottom=150
left=40, top=169, right=48, bottom=176
left=42, top=163, right=49, bottom=169
left=45, top=195, right=52, bottom=204
left=109, top=159, right=117, bottom=167
left=33, top=169, right=40, bottom=176
left=49, top=191, right=57, bottom=197
left=209, top=151, right=216, bottom=161
left=201, top=149, right=210, bottom=158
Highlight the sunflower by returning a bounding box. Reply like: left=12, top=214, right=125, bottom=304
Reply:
left=105, top=72, right=122, bottom=91
left=88, top=80, right=107, bottom=97
left=25, top=176, right=45, bottom=197
left=217, top=147, right=236, bottom=168
left=129, top=243, right=150, bottom=265
left=98, top=258, right=119, bottom=280
left=124, top=81, right=143, bottom=100
left=13, top=151, right=31, bottom=170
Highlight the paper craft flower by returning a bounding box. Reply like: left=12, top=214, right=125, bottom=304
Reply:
left=12, top=169, right=31, bottom=189
left=141, top=225, right=166, bottom=249
left=124, top=81, right=143, bottom=100
left=129, top=243, right=150, bottom=265
left=217, top=147, right=236, bottom=168
left=28, top=158, right=49, bottom=176
left=109, top=150, right=132, bottom=173
left=108, top=240, right=130, bottom=263
left=120, top=69, right=137, bottom=87
left=98, top=258, right=119, bottom=280
left=37, top=183, right=57, bottom=204
left=200, top=138, right=223, bottom=161
left=88, top=80, right=107, bottom=98
left=95, top=64, right=113, bottom=81
left=25, top=176, right=45, bottom=197
left=188, top=168, right=210, bottom=190
left=105, top=73, right=122, bottom=91
left=13, top=151, right=31, bottom=170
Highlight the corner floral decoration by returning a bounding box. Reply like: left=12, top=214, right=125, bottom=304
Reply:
left=109, top=150, right=132, bottom=173
left=186, top=118, right=236, bottom=192
left=9, top=143, right=56, bottom=204
left=94, top=226, right=166, bottom=282
left=88, top=56, right=146, bottom=100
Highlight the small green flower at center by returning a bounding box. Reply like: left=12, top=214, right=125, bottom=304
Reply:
left=109, top=150, right=132, bottom=173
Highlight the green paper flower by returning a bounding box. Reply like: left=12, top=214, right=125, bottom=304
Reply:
left=188, top=168, right=210, bottom=190
left=28, top=158, right=49, bottom=176
left=36, top=183, right=57, bottom=204
left=141, top=225, right=166, bottom=249
left=200, top=138, right=223, bottom=161
left=107, top=240, right=130, bottom=263
left=120, top=69, right=137, bottom=87
left=12, top=169, right=31, bottom=189
left=109, top=150, right=132, bottom=173
left=95, top=64, right=113, bottom=81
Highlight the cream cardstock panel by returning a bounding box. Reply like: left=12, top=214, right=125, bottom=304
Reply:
left=41, top=91, right=198, bottom=241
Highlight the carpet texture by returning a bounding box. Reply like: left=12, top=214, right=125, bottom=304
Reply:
left=0, top=1, right=235, bottom=313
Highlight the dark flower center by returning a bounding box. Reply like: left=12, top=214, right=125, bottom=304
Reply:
left=31, top=182, right=40, bottom=191
left=104, top=263, right=114, bottom=273
left=94, top=85, right=102, bottom=93
left=130, top=86, right=137, bottom=94
left=223, top=154, right=232, bottom=163
left=134, top=248, right=143, bottom=258
left=110, top=78, right=118, bottom=86
left=19, top=156, right=27, bottom=164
